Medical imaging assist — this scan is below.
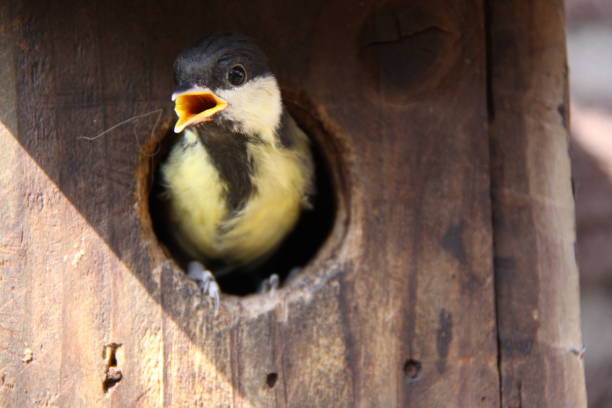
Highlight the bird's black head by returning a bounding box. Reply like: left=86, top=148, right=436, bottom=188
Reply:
left=172, top=34, right=283, bottom=143
left=174, top=34, right=268, bottom=91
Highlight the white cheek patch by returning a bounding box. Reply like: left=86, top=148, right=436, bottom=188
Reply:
left=216, top=75, right=282, bottom=145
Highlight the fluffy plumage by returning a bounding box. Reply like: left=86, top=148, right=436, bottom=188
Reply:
left=160, top=34, right=313, bottom=276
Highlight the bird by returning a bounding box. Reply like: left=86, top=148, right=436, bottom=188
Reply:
left=159, top=34, right=314, bottom=313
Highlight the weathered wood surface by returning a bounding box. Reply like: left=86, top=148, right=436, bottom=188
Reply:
left=488, top=1, right=588, bottom=407
left=0, top=1, right=584, bottom=407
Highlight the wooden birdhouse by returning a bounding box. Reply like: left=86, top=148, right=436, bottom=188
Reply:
left=0, top=0, right=587, bottom=406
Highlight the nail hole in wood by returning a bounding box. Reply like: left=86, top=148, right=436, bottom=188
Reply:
left=403, top=359, right=422, bottom=383
left=266, top=372, right=278, bottom=388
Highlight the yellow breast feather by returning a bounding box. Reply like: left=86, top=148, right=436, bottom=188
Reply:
left=220, top=138, right=311, bottom=263
left=161, top=129, right=228, bottom=259
left=161, top=126, right=312, bottom=266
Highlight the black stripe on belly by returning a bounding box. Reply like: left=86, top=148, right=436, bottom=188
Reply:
left=194, top=124, right=254, bottom=212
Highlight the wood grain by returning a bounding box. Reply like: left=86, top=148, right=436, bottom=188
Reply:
left=487, top=1, right=588, bottom=407
left=0, top=0, right=584, bottom=407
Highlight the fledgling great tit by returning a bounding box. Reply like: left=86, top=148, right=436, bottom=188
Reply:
left=160, top=34, right=314, bottom=312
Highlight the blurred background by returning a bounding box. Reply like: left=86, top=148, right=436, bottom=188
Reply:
left=565, top=0, right=612, bottom=406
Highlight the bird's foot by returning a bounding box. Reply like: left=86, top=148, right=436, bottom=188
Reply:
left=258, top=273, right=279, bottom=296
left=187, top=261, right=220, bottom=316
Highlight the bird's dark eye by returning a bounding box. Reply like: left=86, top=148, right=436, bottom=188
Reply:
left=227, top=64, right=246, bottom=86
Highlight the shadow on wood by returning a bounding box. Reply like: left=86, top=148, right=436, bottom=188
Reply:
left=0, top=0, right=586, bottom=407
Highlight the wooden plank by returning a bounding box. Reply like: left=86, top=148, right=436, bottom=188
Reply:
left=303, top=1, right=499, bottom=406
left=0, top=0, right=587, bottom=406
left=487, top=0, right=588, bottom=407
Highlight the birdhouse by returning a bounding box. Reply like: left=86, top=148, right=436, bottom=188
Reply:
left=0, top=0, right=587, bottom=407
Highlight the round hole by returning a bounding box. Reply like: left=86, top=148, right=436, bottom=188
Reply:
left=141, top=94, right=348, bottom=297
left=403, top=359, right=422, bottom=383
left=265, top=372, right=278, bottom=388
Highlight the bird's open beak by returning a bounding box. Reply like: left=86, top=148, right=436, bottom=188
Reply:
left=172, top=87, right=228, bottom=133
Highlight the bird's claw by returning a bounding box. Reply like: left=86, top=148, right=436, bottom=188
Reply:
left=259, top=273, right=279, bottom=296
left=187, top=261, right=220, bottom=316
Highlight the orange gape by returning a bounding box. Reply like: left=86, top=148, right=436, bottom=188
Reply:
left=172, top=88, right=228, bottom=133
